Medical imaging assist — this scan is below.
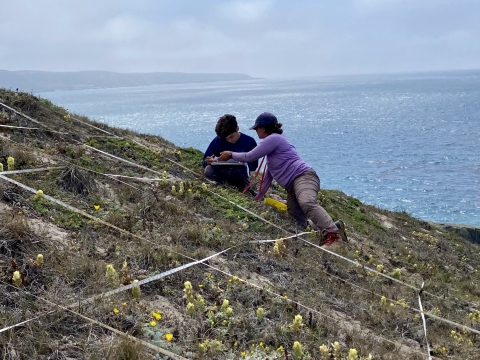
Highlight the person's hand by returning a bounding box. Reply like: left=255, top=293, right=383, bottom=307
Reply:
left=205, top=155, right=216, bottom=165
left=218, top=151, right=232, bottom=161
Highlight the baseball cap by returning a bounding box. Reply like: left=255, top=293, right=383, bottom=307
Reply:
left=249, top=112, right=278, bottom=130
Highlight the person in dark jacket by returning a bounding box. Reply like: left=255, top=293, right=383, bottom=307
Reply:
left=203, top=114, right=258, bottom=191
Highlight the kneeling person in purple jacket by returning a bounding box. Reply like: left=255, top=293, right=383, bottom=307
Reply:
left=218, top=112, right=347, bottom=249
left=203, top=114, right=258, bottom=191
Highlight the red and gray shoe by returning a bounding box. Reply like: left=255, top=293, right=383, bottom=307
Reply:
left=321, top=220, right=348, bottom=249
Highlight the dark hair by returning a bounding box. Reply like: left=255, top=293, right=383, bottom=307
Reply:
left=263, top=122, right=283, bottom=135
left=215, top=114, right=238, bottom=138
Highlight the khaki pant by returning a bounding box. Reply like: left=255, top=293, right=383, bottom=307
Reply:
left=287, top=169, right=337, bottom=234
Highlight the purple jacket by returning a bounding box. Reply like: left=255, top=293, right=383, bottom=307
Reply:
left=232, top=133, right=311, bottom=199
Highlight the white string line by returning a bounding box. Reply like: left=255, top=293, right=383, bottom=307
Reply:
left=82, top=141, right=281, bottom=232
left=0, top=131, right=141, bottom=193
left=0, top=122, right=119, bottom=141
left=197, top=259, right=430, bottom=359
left=0, top=167, right=65, bottom=175
left=249, top=232, right=311, bottom=243
left=5, top=115, right=475, bottom=360
left=0, top=313, right=50, bottom=334
left=102, top=173, right=141, bottom=191
left=69, top=246, right=238, bottom=307
left=0, top=124, right=68, bottom=134
left=4, top=165, right=478, bottom=340
left=0, top=123, right=117, bottom=138
left=418, top=282, right=432, bottom=360
left=57, top=126, right=480, bottom=321
left=101, top=174, right=162, bottom=181
left=3, top=102, right=479, bottom=337
left=2, top=244, right=429, bottom=359
left=0, top=281, right=188, bottom=360
left=2, top=106, right=474, bottom=336
left=0, top=102, right=52, bottom=129
left=0, top=102, right=115, bottom=139
left=69, top=115, right=120, bottom=137
left=297, top=237, right=480, bottom=336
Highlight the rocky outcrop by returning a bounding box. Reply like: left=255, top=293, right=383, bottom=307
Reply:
left=442, top=224, right=480, bottom=244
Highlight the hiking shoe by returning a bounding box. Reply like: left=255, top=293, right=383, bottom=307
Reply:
left=335, top=219, right=348, bottom=243
left=320, top=232, right=341, bottom=250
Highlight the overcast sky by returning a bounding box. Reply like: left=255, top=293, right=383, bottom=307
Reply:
left=1, top=0, right=479, bottom=78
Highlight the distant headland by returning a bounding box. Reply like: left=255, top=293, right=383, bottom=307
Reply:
left=0, top=70, right=256, bottom=92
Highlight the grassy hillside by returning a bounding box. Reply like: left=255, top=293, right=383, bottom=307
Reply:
left=0, top=89, right=479, bottom=360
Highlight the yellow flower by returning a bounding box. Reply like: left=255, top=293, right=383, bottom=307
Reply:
left=198, top=284, right=203, bottom=288
left=165, top=333, right=174, bottom=342
left=94, top=205, right=100, bottom=210
left=149, top=320, right=157, bottom=327
left=36, top=254, right=44, bottom=266
left=12, top=271, right=22, bottom=287
left=131, top=279, right=141, bottom=299
left=7, top=157, right=14, bottom=171
left=35, top=190, right=44, bottom=200
left=122, top=302, right=127, bottom=306
left=241, top=351, right=246, bottom=357
left=113, top=308, right=119, bottom=314
left=234, top=342, right=238, bottom=347
left=152, top=311, right=162, bottom=320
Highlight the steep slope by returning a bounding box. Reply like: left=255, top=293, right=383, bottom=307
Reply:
left=0, top=89, right=479, bottom=360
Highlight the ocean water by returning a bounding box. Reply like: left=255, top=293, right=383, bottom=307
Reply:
left=40, top=71, right=480, bottom=227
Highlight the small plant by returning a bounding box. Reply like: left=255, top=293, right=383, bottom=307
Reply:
left=12, top=271, right=22, bottom=287
left=293, top=341, right=304, bottom=360
left=291, top=314, right=304, bottom=332
left=333, top=341, right=341, bottom=359
left=273, top=238, right=287, bottom=258
left=34, top=190, right=44, bottom=200
left=184, top=281, right=194, bottom=303
left=131, top=279, right=141, bottom=299
left=348, top=348, right=358, bottom=360
left=256, top=307, right=265, bottom=320
left=0, top=163, right=3, bottom=172
left=469, top=310, right=480, bottom=323
left=389, top=268, right=401, bottom=279
left=105, top=264, right=119, bottom=286
left=121, top=261, right=131, bottom=285
left=319, top=344, right=329, bottom=359
left=36, top=254, right=44, bottom=266
left=7, top=156, right=14, bottom=171
left=161, top=171, right=168, bottom=185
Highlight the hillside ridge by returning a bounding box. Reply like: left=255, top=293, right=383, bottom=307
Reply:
left=0, top=70, right=256, bottom=92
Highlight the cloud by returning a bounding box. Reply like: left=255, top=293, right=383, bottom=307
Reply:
left=217, top=0, right=274, bottom=22
left=0, top=0, right=478, bottom=77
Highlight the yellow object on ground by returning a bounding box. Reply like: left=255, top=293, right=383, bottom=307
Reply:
left=264, top=197, right=287, bottom=211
